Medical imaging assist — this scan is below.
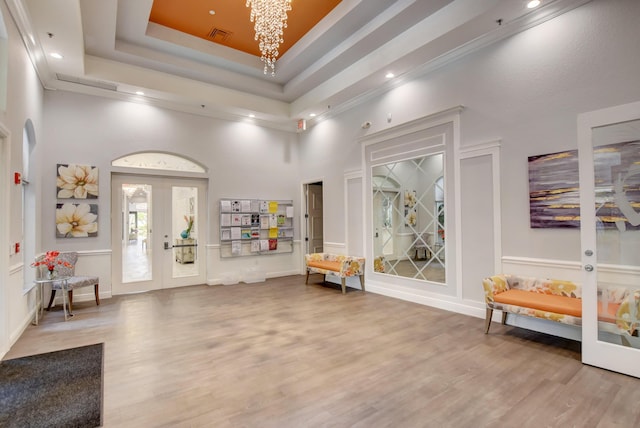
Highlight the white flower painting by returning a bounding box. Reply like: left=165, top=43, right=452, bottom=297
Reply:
left=56, top=164, right=99, bottom=199
left=404, top=208, right=417, bottom=227
left=56, top=203, right=98, bottom=238
left=404, top=189, right=416, bottom=208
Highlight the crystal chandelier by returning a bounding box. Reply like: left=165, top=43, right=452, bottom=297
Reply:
left=246, top=0, right=292, bottom=76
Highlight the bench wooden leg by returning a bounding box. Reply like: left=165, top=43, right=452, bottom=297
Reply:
left=341, top=278, right=346, bottom=294
left=305, top=269, right=310, bottom=285
left=501, top=311, right=507, bottom=325
left=359, top=274, right=365, bottom=292
left=485, top=308, right=493, bottom=334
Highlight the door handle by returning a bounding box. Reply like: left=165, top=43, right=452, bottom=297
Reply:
left=584, top=264, right=594, bottom=272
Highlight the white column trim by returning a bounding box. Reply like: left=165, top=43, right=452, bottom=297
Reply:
left=460, top=140, right=502, bottom=273
left=344, top=170, right=363, bottom=257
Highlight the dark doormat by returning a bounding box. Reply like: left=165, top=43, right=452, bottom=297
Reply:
left=0, top=343, right=103, bottom=428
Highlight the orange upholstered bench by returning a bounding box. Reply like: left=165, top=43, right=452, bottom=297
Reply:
left=305, top=253, right=365, bottom=294
left=482, top=274, right=639, bottom=336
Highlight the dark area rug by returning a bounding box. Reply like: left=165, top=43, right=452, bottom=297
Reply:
left=0, top=343, right=103, bottom=428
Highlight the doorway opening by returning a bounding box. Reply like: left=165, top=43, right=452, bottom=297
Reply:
left=304, top=181, right=323, bottom=255
left=111, top=152, right=207, bottom=294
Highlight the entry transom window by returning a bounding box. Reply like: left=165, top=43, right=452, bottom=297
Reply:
left=112, top=152, right=206, bottom=173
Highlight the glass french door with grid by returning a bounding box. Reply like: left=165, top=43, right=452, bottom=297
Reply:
left=111, top=174, right=206, bottom=294
left=579, top=101, right=640, bottom=378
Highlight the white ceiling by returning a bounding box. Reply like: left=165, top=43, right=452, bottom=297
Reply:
left=6, top=0, right=590, bottom=131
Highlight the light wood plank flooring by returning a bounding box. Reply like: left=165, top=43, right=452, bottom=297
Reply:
left=5, top=275, right=640, bottom=427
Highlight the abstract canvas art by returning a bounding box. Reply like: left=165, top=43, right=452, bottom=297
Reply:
left=529, top=140, right=640, bottom=229
left=56, top=164, right=99, bottom=199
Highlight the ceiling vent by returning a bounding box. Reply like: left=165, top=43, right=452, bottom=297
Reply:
left=207, top=28, right=233, bottom=43
left=56, top=73, right=118, bottom=91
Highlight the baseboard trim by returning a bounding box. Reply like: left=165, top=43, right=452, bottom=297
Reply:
left=365, top=280, right=485, bottom=319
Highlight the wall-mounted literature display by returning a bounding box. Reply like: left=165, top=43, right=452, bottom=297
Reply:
left=219, top=199, right=294, bottom=257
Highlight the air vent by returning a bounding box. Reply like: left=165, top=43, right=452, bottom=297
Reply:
left=207, top=28, right=233, bottom=42
left=56, top=74, right=118, bottom=91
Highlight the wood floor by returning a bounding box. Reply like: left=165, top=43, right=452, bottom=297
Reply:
left=5, top=275, right=640, bottom=427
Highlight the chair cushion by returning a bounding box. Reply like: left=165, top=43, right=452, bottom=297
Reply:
left=494, top=289, right=582, bottom=317
left=51, top=275, right=99, bottom=290
left=307, top=260, right=342, bottom=272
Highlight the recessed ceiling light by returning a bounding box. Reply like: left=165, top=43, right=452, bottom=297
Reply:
left=209, top=10, right=215, bottom=15
left=135, top=91, right=145, bottom=96
left=385, top=72, right=395, bottom=79
left=50, top=52, right=63, bottom=59
left=527, top=0, right=541, bottom=8
left=249, top=114, right=255, bottom=118
left=309, top=113, right=316, bottom=117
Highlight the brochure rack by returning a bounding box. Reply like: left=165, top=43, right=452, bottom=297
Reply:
left=219, top=199, right=294, bottom=257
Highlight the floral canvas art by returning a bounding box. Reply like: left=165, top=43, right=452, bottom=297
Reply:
left=404, top=208, right=417, bottom=227
left=404, top=189, right=417, bottom=227
left=404, top=189, right=416, bottom=208
left=57, top=164, right=99, bottom=199
left=56, top=203, right=98, bottom=238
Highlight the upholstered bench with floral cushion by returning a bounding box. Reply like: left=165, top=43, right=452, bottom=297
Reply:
left=482, top=274, right=639, bottom=337
left=305, top=253, right=365, bottom=294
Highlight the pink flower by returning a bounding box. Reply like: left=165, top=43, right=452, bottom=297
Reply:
left=31, top=251, right=72, bottom=272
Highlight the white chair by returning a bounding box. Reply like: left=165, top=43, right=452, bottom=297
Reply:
left=412, top=232, right=432, bottom=260
left=47, top=252, right=100, bottom=313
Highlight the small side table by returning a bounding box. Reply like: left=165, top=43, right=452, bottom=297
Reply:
left=175, top=238, right=196, bottom=263
left=33, top=276, right=72, bottom=324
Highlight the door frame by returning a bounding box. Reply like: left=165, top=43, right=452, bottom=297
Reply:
left=302, top=179, right=324, bottom=258
left=111, top=172, right=208, bottom=294
left=578, top=100, right=640, bottom=378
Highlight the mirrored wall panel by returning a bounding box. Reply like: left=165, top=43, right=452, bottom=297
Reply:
left=372, top=153, right=445, bottom=283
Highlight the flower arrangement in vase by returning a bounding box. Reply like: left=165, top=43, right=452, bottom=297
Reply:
left=31, top=250, right=72, bottom=279
left=181, top=215, right=194, bottom=239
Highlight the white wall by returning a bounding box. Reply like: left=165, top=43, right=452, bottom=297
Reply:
left=41, top=91, right=302, bottom=293
left=298, top=0, right=640, bottom=322
left=0, top=0, right=44, bottom=356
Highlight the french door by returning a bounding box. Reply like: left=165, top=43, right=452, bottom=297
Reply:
left=111, top=174, right=207, bottom=294
left=579, top=101, right=640, bottom=378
